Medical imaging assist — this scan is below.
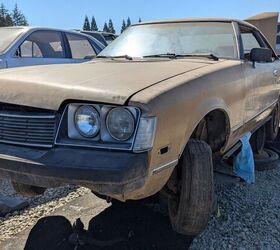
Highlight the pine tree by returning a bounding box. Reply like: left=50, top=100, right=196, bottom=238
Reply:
left=90, top=16, right=98, bottom=31
left=139, top=18, right=142, bottom=23
left=0, top=4, right=7, bottom=27
left=5, top=14, right=14, bottom=26
left=12, top=4, right=28, bottom=26
left=103, top=22, right=109, bottom=32
left=121, top=19, right=126, bottom=33
left=83, top=15, right=90, bottom=31
left=0, top=3, right=10, bottom=27
left=126, top=17, right=131, bottom=28
left=108, top=19, right=115, bottom=34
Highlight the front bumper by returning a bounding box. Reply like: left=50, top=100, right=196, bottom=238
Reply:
left=0, top=144, right=149, bottom=195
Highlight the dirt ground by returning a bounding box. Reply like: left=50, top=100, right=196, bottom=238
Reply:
left=0, top=193, right=193, bottom=250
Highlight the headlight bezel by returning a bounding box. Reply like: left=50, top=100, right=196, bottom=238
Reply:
left=55, top=103, right=143, bottom=151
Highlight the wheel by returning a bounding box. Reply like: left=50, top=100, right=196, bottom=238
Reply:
left=12, top=182, right=46, bottom=197
left=168, top=139, right=214, bottom=236
left=266, top=104, right=280, bottom=141
left=254, top=148, right=279, bottom=171
left=250, top=126, right=266, bottom=154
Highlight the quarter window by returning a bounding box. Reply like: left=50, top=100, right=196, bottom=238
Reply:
left=66, top=33, right=95, bottom=59
left=17, top=31, right=66, bottom=58
left=240, top=29, right=261, bottom=58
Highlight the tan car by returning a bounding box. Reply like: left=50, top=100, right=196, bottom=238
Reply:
left=0, top=17, right=279, bottom=236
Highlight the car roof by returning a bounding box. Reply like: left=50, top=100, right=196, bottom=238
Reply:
left=133, top=18, right=256, bottom=29
left=77, top=30, right=117, bottom=36
left=2, top=26, right=101, bottom=36
left=0, top=26, right=105, bottom=52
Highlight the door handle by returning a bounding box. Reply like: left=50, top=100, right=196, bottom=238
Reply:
left=273, top=69, right=279, bottom=77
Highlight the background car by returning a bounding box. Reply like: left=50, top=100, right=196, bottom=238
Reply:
left=79, top=31, right=118, bottom=46
left=0, top=27, right=105, bottom=69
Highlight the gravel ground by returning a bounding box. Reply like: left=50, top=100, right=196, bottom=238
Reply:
left=191, top=163, right=280, bottom=249
left=1, top=163, right=280, bottom=249
left=0, top=180, right=90, bottom=243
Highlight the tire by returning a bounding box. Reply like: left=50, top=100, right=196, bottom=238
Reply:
left=254, top=148, right=279, bottom=171
left=266, top=104, right=280, bottom=141
left=12, top=182, right=46, bottom=197
left=168, top=139, right=214, bottom=236
left=250, top=126, right=266, bottom=154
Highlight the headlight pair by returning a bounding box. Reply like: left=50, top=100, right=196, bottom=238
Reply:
left=75, top=105, right=135, bottom=141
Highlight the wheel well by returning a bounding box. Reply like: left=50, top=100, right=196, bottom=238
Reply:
left=191, top=109, right=230, bottom=153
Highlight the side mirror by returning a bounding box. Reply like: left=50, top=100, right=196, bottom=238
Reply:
left=250, top=48, right=272, bottom=68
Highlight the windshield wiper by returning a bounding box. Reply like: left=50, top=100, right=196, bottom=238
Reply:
left=97, top=55, right=133, bottom=60
left=143, top=53, right=219, bottom=61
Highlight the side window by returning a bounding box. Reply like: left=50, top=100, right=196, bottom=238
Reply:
left=19, top=40, right=42, bottom=58
left=240, top=28, right=262, bottom=59
left=17, top=31, right=66, bottom=58
left=66, top=33, right=96, bottom=59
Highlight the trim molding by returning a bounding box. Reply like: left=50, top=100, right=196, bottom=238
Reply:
left=152, top=159, right=178, bottom=175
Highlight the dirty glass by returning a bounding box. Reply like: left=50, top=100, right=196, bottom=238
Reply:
left=100, top=22, right=238, bottom=59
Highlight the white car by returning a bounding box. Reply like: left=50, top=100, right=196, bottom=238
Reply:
left=0, top=27, right=105, bottom=69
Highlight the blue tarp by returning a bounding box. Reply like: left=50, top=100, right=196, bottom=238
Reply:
left=233, top=132, right=255, bottom=184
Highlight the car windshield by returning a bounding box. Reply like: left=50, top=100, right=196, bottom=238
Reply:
left=0, top=28, right=24, bottom=53
left=99, top=22, right=238, bottom=59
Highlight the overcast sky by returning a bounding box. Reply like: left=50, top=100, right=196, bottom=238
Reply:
left=1, top=0, right=280, bottom=32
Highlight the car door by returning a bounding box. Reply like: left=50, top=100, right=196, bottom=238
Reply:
left=64, top=32, right=97, bottom=63
left=240, top=26, right=280, bottom=127
left=7, top=30, right=72, bottom=68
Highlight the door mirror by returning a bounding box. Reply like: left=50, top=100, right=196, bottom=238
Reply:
left=250, top=48, right=272, bottom=67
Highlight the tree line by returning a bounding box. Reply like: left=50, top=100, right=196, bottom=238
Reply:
left=0, top=3, right=28, bottom=27
left=83, top=16, right=142, bottom=34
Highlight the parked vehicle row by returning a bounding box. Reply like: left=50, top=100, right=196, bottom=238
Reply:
left=79, top=30, right=118, bottom=46
left=0, top=13, right=279, bottom=237
left=0, top=27, right=105, bottom=69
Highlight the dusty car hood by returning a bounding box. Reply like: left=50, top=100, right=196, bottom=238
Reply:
left=0, top=59, right=214, bottom=110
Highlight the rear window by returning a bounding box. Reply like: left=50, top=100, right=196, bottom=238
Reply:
left=66, top=33, right=96, bottom=59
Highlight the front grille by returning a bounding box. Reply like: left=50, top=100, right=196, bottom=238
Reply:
left=0, top=112, right=57, bottom=148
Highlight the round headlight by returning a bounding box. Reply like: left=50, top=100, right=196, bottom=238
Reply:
left=106, top=107, right=135, bottom=141
left=75, top=105, right=100, bottom=137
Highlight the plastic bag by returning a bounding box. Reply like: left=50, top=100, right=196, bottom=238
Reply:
left=233, top=132, right=255, bottom=184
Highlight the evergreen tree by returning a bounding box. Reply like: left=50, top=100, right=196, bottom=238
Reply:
left=139, top=17, right=142, bottom=23
left=5, top=14, right=14, bottom=26
left=121, top=19, right=126, bottom=33
left=83, top=15, right=90, bottom=31
left=0, top=4, right=7, bottom=27
left=126, top=17, right=131, bottom=28
left=108, top=19, right=115, bottom=34
left=0, top=4, right=11, bottom=27
left=12, top=4, right=28, bottom=26
left=90, top=16, right=98, bottom=31
left=103, top=22, right=109, bottom=32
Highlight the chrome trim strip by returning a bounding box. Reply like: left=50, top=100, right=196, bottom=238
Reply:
left=243, top=100, right=277, bottom=125
left=232, top=22, right=240, bottom=60
left=152, top=159, right=178, bottom=175
left=0, top=140, right=53, bottom=148
left=232, top=100, right=278, bottom=132
left=0, top=113, right=55, bottom=119
left=54, top=103, right=141, bottom=151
